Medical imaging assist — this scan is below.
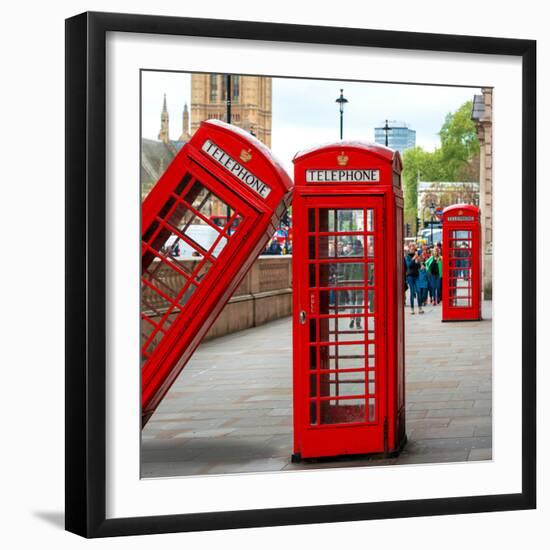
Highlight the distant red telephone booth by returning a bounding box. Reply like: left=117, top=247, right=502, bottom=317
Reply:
left=291, top=143, right=406, bottom=460
left=141, top=120, right=293, bottom=426
left=441, top=204, right=482, bottom=322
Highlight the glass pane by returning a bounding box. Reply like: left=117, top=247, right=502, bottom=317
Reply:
left=319, top=263, right=364, bottom=287
left=366, top=315, right=375, bottom=337
left=451, top=230, right=471, bottom=240
left=319, top=343, right=365, bottom=370
left=367, top=263, right=375, bottom=286
left=310, top=401, right=318, bottom=425
left=211, top=235, right=228, bottom=257
left=140, top=313, right=172, bottom=356
left=308, top=236, right=316, bottom=259
left=308, top=208, right=316, bottom=232
left=366, top=235, right=375, bottom=257
left=303, top=204, right=380, bottom=427
left=450, top=277, right=472, bottom=307
left=368, top=398, right=376, bottom=422
left=309, top=346, right=317, bottom=370
left=318, top=235, right=365, bottom=258
left=366, top=209, right=374, bottom=231
left=325, top=370, right=366, bottom=397
left=185, top=225, right=222, bottom=255
left=185, top=182, right=213, bottom=217
left=153, top=237, right=193, bottom=272
left=143, top=261, right=188, bottom=302
left=324, top=209, right=364, bottom=232
left=226, top=214, right=242, bottom=236
left=193, top=258, right=212, bottom=282
left=319, top=289, right=365, bottom=316
left=309, top=264, right=316, bottom=287
left=367, top=290, right=375, bottom=313
left=368, top=370, right=376, bottom=395
left=167, top=202, right=198, bottom=236
left=328, top=316, right=365, bottom=343
left=309, top=374, right=318, bottom=397
left=320, top=399, right=365, bottom=424
left=309, top=319, right=317, bottom=341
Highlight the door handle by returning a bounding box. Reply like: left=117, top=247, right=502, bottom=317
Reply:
left=299, top=310, right=307, bottom=325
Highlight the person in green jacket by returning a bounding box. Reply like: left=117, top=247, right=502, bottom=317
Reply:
left=425, top=247, right=443, bottom=305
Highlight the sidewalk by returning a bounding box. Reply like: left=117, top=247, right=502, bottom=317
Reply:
left=142, top=301, right=492, bottom=477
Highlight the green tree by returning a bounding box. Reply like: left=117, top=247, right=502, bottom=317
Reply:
left=402, top=147, right=446, bottom=229
left=439, top=100, right=479, bottom=177
left=401, top=100, right=480, bottom=230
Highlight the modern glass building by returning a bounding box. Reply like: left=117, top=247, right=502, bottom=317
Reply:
left=374, top=121, right=416, bottom=153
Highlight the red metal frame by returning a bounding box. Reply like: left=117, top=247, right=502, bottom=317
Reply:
left=292, top=143, right=406, bottom=459
left=441, top=204, right=482, bottom=322
left=141, top=120, right=293, bottom=426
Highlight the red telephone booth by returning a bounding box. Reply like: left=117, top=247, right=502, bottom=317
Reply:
left=141, top=120, right=293, bottom=426
left=441, top=204, right=482, bottom=322
left=291, top=143, right=406, bottom=460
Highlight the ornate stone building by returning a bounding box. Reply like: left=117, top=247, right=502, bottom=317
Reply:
left=190, top=74, right=272, bottom=147
left=471, top=88, right=493, bottom=299
left=142, top=74, right=272, bottom=205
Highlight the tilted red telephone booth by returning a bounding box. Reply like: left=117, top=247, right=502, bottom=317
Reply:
left=141, top=120, right=293, bottom=426
left=291, top=143, right=406, bottom=460
left=441, top=204, right=482, bottom=322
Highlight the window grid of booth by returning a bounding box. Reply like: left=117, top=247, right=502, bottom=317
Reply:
left=447, top=229, right=473, bottom=308
left=307, top=207, right=379, bottom=426
left=140, top=175, right=241, bottom=364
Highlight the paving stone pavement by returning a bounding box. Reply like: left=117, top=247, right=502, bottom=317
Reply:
left=142, top=301, right=492, bottom=477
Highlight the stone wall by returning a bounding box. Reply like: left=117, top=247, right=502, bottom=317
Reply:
left=142, top=256, right=292, bottom=342
left=476, top=88, right=493, bottom=299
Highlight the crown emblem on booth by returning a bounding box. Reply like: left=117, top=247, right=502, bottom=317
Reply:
left=240, top=149, right=252, bottom=163
left=458, top=209, right=463, bottom=215
left=337, top=152, right=349, bottom=166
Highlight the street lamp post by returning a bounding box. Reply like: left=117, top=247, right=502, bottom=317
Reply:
left=335, top=89, right=348, bottom=140
left=429, top=201, right=436, bottom=246
left=225, top=74, right=232, bottom=124
left=225, top=74, right=232, bottom=229
left=383, top=119, right=392, bottom=147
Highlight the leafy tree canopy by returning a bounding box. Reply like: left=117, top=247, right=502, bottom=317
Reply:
left=401, top=100, right=479, bottom=227
left=438, top=100, right=480, bottom=175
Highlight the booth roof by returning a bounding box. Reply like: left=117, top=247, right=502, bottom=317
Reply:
left=293, top=140, right=397, bottom=163
left=442, top=203, right=480, bottom=215
left=202, top=119, right=291, bottom=181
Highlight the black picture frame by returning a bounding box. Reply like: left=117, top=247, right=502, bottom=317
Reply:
left=65, top=11, right=536, bottom=538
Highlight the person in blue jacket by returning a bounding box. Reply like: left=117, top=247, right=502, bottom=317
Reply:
left=417, top=261, right=429, bottom=307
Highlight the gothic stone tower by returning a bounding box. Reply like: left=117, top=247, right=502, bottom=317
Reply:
left=158, top=93, right=169, bottom=143
left=190, top=74, right=272, bottom=147
left=179, top=103, right=191, bottom=141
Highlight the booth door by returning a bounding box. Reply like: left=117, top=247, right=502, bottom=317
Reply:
left=140, top=161, right=258, bottom=389
left=296, top=196, right=386, bottom=457
left=444, top=226, right=479, bottom=316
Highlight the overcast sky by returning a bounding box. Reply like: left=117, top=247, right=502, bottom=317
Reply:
left=142, top=70, right=480, bottom=173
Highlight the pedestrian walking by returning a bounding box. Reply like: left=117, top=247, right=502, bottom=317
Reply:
left=404, top=243, right=423, bottom=314
left=418, top=261, right=429, bottom=306
left=420, top=244, right=431, bottom=262
left=265, top=238, right=282, bottom=255
left=425, top=246, right=443, bottom=305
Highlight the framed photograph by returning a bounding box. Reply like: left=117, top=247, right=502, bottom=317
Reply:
left=65, top=11, right=536, bottom=538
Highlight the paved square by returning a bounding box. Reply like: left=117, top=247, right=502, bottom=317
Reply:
left=142, top=301, right=492, bottom=477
